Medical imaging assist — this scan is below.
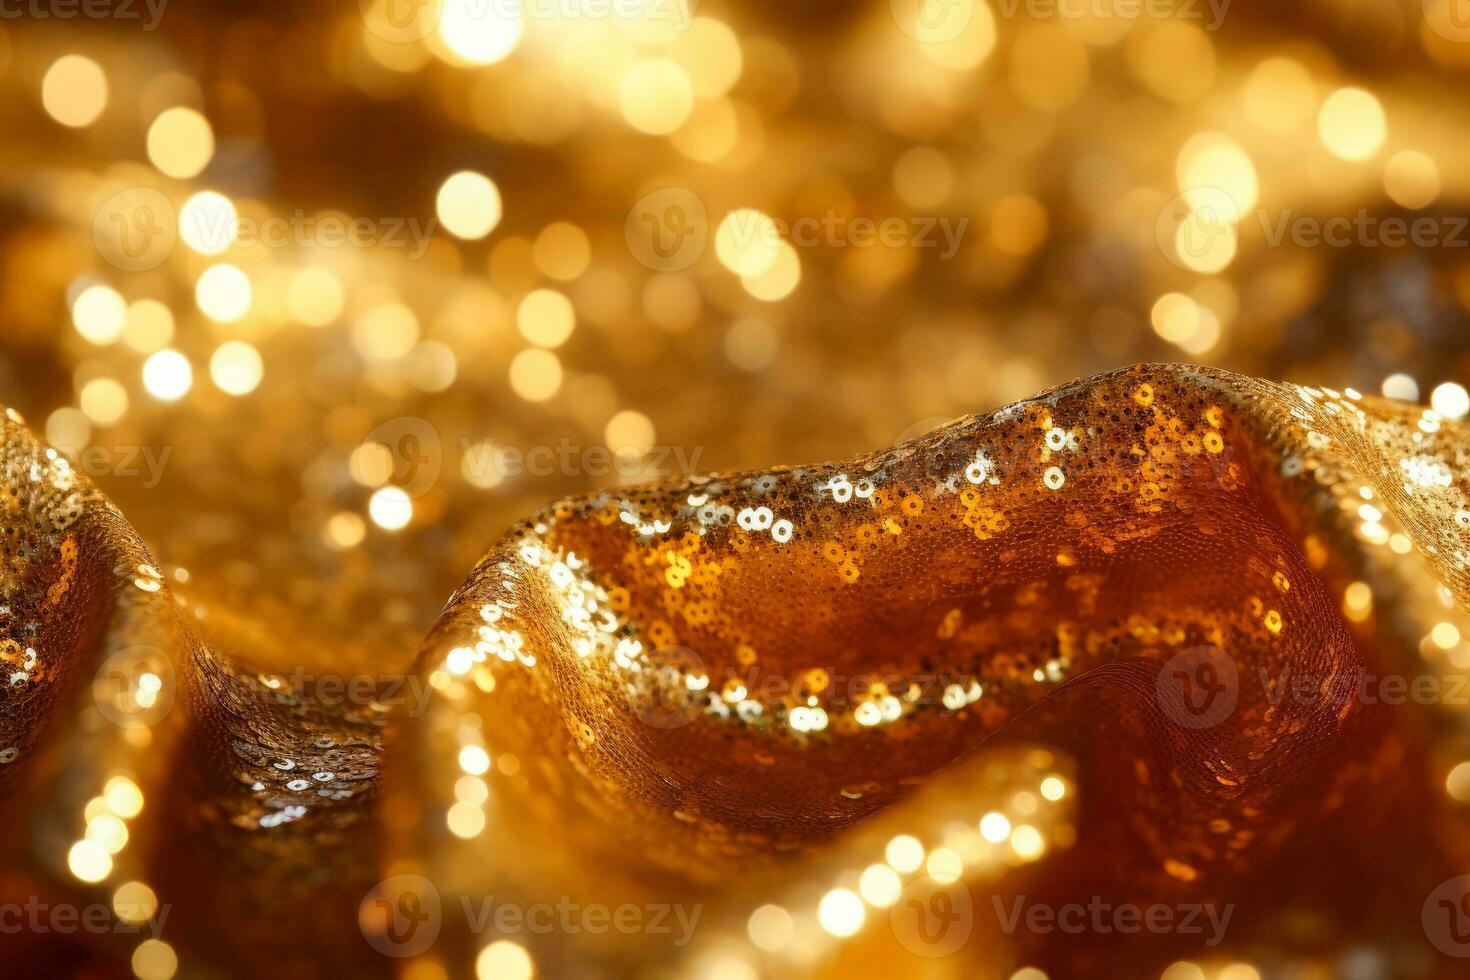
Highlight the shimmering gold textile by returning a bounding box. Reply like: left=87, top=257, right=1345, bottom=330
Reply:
left=3, top=365, right=1470, bottom=978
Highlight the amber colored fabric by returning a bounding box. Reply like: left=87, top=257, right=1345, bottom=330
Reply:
left=2, top=365, right=1467, bottom=978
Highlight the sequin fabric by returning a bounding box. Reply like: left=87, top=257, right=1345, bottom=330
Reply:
left=3, top=364, right=1470, bottom=978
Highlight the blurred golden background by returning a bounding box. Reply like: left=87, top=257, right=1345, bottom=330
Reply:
left=4, top=0, right=1470, bottom=650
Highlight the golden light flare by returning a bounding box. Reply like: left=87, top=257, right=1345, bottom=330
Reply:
left=142, top=349, right=193, bottom=402
left=73, top=285, right=128, bottom=344
left=475, top=940, right=534, bottom=980
left=437, top=171, right=503, bottom=240
left=517, top=288, right=576, bottom=348
left=1318, top=87, right=1386, bottom=160
left=1242, top=57, right=1316, bottom=132
left=816, top=888, right=864, bottom=937
left=195, top=264, right=253, bottom=323
left=619, top=59, right=694, bottom=134
left=715, top=209, right=781, bottom=277
left=210, top=341, right=264, bottom=396
left=147, top=107, right=215, bottom=179
left=42, top=54, right=108, bottom=127
left=286, top=267, right=345, bottom=326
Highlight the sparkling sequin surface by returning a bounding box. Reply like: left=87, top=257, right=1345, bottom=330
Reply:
left=3, top=364, right=1470, bottom=977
